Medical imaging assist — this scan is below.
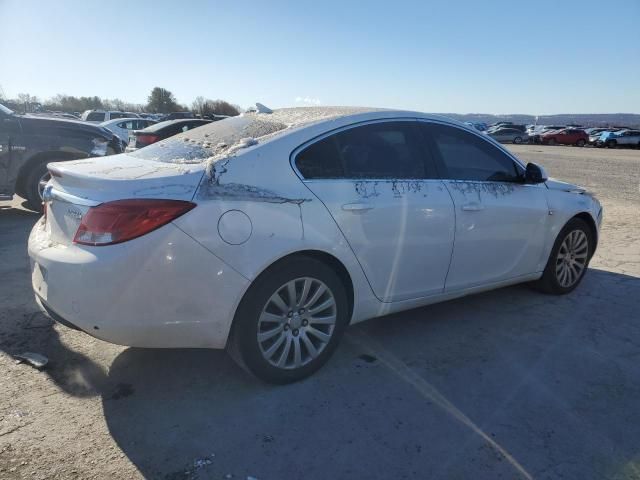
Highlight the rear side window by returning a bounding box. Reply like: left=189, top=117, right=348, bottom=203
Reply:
left=296, top=121, right=432, bottom=180
left=424, top=123, right=522, bottom=182
left=296, top=136, right=344, bottom=178
left=86, top=112, right=105, bottom=122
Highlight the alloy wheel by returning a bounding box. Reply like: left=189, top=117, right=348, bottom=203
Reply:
left=257, top=277, right=337, bottom=369
left=555, top=230, right=589, bottom=288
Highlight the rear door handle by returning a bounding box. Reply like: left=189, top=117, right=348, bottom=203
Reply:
left=461, top=202, right=484, bottom=212
left=342, top=202, right=374, bottom=212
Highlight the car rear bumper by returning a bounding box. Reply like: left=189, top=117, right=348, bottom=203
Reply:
left=28, top=219, right=249, bottom=349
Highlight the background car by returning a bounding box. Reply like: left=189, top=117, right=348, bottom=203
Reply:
left=164, top=111, right=195, bottom=120
left=586, top=128, right=615, bottom=145
left=598, top=129, right=640, bottom=148
left=487, top=127, right=529, bottom=144
left=540, top=128, right=588, bottom=146
left=125, top=118, right=211, bottom=151
left=0, top=103, right=122, bottom=210
left=28, top=107, right=602, bottom=383
left=464, top=121, right=488, bottom=132
left=81, top=110, right=141, bottom=123
left=100, top=118, right=157, bottom=145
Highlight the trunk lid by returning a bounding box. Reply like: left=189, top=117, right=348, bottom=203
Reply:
left=43, top=154, right=205, bottom=245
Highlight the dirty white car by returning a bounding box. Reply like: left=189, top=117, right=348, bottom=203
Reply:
left=28, top=107, right=603, bottom=383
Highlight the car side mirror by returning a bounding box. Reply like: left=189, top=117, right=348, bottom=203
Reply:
left=525, top=162, right=548, bottom=184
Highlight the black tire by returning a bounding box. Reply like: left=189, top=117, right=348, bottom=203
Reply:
left=513, top=136, right=523, bottom=144
left=24, top=161, right=50, bottom=212
left=228, top=256, right=349, bottom=384
left=547, top=138, right=557, bottom=146
left=533, top=218, right=594, bottom=295
left=576, top=139, right=586, bottom=147
left=607, top=140, right=617, bottom=148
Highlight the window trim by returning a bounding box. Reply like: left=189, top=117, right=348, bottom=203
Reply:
left=415, top=119, right=527, bottom=183
left=290, top=118, right=440, bottom=182
left=290, top=117, right=528, bottom=183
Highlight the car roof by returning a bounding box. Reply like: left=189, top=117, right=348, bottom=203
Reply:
left=243, top=106, right=470, bottom=133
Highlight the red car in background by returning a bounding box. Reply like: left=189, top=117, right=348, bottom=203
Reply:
left=540, top=128, right=589, bottom=147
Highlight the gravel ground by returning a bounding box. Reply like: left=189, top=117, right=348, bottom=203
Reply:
left=0, top=145, right=639, bottom=480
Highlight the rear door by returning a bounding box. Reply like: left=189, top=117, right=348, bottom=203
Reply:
left=295, top=120, right=455, bottom=302
left=419, top=122, right=548, bottom=291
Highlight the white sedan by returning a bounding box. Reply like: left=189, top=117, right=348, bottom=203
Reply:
left=28, top=107, right=603, bottom=383
left=99, top=118, right=156, bottom=145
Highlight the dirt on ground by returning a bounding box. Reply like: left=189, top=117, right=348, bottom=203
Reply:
left=0, top=145, right=639, bottom=479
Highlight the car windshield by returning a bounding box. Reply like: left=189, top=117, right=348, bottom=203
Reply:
left=0, top=103, right=14, bottom=115
left=130, top=114, right=287, bottom=164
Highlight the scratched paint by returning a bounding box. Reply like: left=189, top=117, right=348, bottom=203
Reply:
left=447, top=180, right=515, bottom=200
left=354, top=180, right=431, bottom=199
left=198, top=181, right=311, bottom=205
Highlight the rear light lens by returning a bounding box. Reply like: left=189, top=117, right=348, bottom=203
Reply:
left=135, top=134, right=159, bottom=146
left=73, top=199, right=195, bottom=246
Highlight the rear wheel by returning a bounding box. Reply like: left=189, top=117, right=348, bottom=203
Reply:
left=547, top=138, right=557, bottom=146
left=513, top=136, right=523, bottom=144
left=607, top=140, right=617, bottom=148
left=534, top=218, right=593, bottom=294
left=24, top=161, right=51, bottom=212
left=576, top=139, right=586, bottom=147
left=228, top=257, right=349, bottom=383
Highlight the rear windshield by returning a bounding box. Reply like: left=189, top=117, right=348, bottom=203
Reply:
left=130, top=115, right=288, bottom=164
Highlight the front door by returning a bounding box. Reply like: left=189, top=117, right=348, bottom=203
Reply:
left=420, top=122, right=549, bottom=291
left=295, top=120, right=455, bottom=302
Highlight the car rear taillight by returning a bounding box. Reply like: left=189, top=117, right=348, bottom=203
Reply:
left=73, top=199, right=195, bottom=246
left=136, top=134, right=160, bottom=146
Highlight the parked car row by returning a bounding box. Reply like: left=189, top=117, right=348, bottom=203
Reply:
left=481, top=121, right=640, bottom=148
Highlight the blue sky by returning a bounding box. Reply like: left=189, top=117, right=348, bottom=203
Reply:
left=1, top=0, right=638, bottom=114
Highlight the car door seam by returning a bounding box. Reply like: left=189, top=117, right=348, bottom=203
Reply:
left=440, top=180, right=457, bottom=292
left=297, top=177, right=383, bottom=302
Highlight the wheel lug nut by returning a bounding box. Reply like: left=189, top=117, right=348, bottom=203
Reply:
left=293, top=329, right=299, bottom=336
left=299, top=308, right=305, bottom=314
left=284, top=325, right=289, bottom=331
left=302, top=320, right=308, bottom=326
left=287, top=311, right=293, bottom=317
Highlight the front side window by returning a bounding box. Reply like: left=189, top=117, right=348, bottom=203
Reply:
left=296, top=121, right=431, bottom=180
left=424, top=123, right=522, bottom=182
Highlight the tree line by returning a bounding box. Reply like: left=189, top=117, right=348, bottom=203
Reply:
left=0, top=87, right=241, bottom=117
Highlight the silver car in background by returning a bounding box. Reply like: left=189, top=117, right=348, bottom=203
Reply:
left=487, top=127, right=529, bottom=144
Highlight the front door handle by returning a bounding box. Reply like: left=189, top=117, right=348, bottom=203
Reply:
left=342, top=202, right=374, bottom=212
left=461, top=202, right=484, bottom=212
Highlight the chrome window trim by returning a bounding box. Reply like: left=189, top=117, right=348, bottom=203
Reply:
left=289, top=117, right=527, bottom=183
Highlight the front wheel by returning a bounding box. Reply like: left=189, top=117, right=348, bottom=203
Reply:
left=228, top=257, right=349, bottom=383
left=576, top=139, right=586, bottom=147
left=513, top=136, right=523, bottom=144
left=534, top=218, right=593, bottom=294
left=547, top=138, right=557, bottom=146
left=607, top=140, right=617, bottom=148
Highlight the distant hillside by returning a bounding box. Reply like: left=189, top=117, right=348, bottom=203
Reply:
left=436, top=113, right=640, bottom=128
